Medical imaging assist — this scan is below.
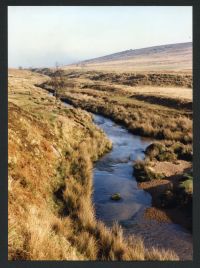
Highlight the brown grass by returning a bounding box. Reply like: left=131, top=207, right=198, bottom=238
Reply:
left=8, top=69, right=178, bottom=260
left=36, top=69, right=192, bottom=144
left=64, top=42, right=192, bottom=74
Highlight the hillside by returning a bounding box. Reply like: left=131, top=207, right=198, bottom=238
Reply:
left=67, top=42, right=192, bottom=73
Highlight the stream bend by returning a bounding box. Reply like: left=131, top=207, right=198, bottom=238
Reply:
left=61, top=98, right=192, bottom=260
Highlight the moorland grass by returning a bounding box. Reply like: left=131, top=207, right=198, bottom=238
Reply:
left=8, top=70, right=178, bottom=260
left=39, top=70, right=192, bottom=144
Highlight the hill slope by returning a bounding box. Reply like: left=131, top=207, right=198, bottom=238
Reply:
left=68, top=42, right=192, bottom=73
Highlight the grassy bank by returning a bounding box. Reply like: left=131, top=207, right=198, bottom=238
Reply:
left=133, top=142, right=192, bottom=230
left=8, top=69, right=178, bottom=260
left=35, top=69, right=192, bottom=231
left=38, top=69, right=192, bottom=144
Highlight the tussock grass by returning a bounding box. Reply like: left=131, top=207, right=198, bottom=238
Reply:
left=38, top=69, right=192, bottom=87
left=134, top=160, right=165, bottom=182
left=63, top=94, right=191, bottom=143
left=145, top=142, right=192, bottom=162
left=42, top=72, right=192, bottom=144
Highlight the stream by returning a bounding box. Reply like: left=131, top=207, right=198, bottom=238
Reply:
left=59, top=96, right=192, bottom=260
left=92, top=114, right=193, bottom=260
left=93, top=114, right=151, bottom=224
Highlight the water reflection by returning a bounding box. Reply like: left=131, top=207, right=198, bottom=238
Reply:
left=93, top=114, right=152, bottom=223
left=59, top=99, right=192, bottom=260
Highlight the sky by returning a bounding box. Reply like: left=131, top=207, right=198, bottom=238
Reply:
left=8, top=6, right=192, bottom=68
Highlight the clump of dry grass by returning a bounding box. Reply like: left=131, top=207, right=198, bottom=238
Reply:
left=145, top=247, right=179, bottom=261
left=145, top=142, right=192, bottom=161
left=134, top=160, right=165, bottom=182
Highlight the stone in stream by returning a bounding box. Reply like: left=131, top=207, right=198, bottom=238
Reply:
left=110, top=193, right=121, bottom=201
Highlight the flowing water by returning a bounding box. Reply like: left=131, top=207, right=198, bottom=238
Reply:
left=93, top=114, right=152, bottom=224
left=92, top=114, right=193, bottom=260
left=61, top=99, right=192, bottom=260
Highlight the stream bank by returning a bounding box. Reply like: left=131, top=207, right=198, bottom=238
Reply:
left=51, top=90, right=193, bottom=260
left=92, top=113, right=193, bottom=260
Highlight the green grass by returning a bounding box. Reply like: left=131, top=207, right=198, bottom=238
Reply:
left=179, top=178, right=193, bottom=194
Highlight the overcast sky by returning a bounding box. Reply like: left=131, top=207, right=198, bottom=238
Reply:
left=8, top=6, right=192, bottom=68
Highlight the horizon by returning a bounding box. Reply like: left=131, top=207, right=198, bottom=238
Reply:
left=8, top=6, right=192, bottom=68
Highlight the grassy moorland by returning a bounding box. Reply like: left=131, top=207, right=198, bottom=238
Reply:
left=66, top=42, right=192, bottom=73
left=37, top=69, right=192, bottom=143
left=35, top=68, right=193, bottom=230
left=8, top=69, right=179, bottom=260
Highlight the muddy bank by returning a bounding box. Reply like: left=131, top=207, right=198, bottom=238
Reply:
left=139, top=182, right=192, bottom=231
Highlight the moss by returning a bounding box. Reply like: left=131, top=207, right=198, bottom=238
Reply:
left=178, top=171, right=193, bottom=195
left=179, top=179, right=193, bottom=194
left=159, top=172, right=193, bottom=211
left=110, top=193, right=121, bottom=201
left=175, top=175, right=193, bottom=212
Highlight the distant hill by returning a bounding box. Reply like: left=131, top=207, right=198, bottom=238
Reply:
left=67, top=42, right=192, bottom=73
